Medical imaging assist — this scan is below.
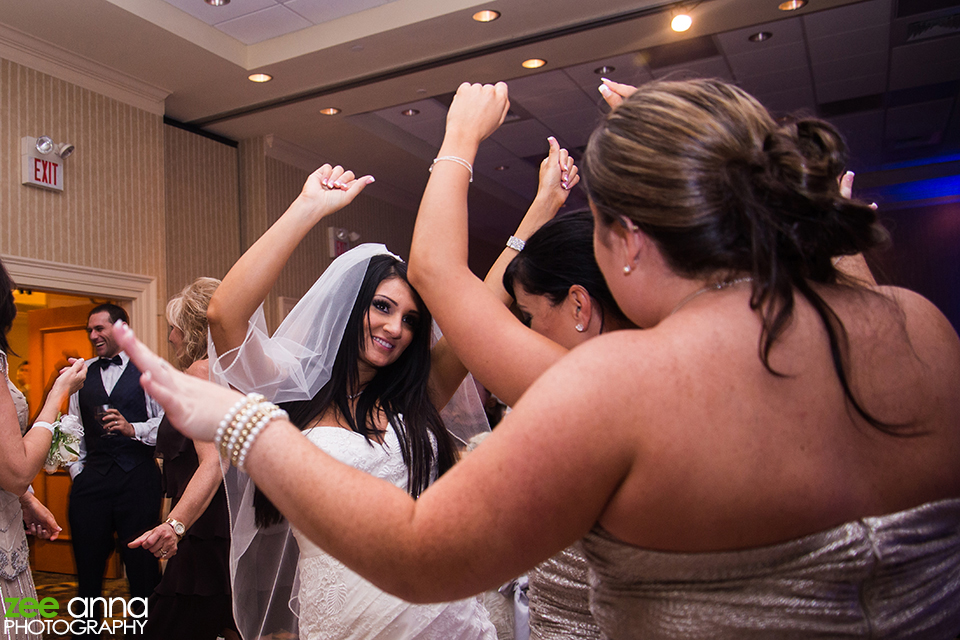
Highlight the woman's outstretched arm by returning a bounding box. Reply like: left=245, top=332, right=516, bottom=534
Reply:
left=116, top=320, right=635, bottom=603
left=128, top=360, right=225, bottom=559
left=0, top=359, right=86, bottom=494
left=410, top=83, right=577, bottom=407
left=207, top=165, right=374, bottom=355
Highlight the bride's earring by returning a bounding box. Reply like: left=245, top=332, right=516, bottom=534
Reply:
left=575, top=323, right=585, bottom=333
left=623, top=264, right=632, bottom=274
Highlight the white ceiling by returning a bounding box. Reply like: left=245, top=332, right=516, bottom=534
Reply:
left=1, top=0, right=959, bottom=256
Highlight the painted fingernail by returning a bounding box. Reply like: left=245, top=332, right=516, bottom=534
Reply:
left=600, top=77, right=611, bottom=84
left=366, top=176, right=376, bottom=184
left=598, top=85, right=611, bottom=96
left=845, top=171, right=854, bottom=178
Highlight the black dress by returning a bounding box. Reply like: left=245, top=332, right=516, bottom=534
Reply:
left=141, top=416, right=237, bottom=640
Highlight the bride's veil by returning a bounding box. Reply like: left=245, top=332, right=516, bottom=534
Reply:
left=209, top=243, right=489, bottom=639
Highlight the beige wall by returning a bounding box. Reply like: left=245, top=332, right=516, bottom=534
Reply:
left=2, top=57, right=421, bottom=348
left=164, top=125, right=240, bottom=294
left=0, top=57, right=165, bottom=307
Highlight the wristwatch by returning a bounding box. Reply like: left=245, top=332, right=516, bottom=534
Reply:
left=165, top=518, right=185, bottom=540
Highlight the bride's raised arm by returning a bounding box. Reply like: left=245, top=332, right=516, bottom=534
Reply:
left=410, top=83, right=577, bottom=407
left=207, top=164, right=374, bottom=355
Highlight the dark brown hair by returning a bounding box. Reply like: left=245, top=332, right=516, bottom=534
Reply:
left=583, top=79, right=894, bottom=431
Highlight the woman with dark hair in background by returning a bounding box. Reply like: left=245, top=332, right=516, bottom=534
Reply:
left=410, top=137, right=630, bottom=639
left=0, top=259, right=86, bottom=640
left=115, top=80, right=960, bottom=639
left=205, top=164, right=495, bottom=639
left=128, top=277, right=238, bottom=640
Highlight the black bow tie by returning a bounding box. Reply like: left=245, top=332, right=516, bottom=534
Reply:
left=97, top=355, right=123, bottom=370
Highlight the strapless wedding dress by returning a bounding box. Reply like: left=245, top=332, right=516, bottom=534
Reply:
left=292, top=426, right=496, bottom=640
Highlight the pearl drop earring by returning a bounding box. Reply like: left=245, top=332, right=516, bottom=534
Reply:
left=575, top=323, right=585, bottom=332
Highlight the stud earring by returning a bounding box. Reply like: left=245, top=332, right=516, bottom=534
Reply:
left=575, top=323, right=585, bottom=332
left=623, top=264, right=632, bottom=274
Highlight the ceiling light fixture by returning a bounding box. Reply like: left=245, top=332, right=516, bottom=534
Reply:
left=248, top=73, right=272, bottom=83
left=778, top=0, right=807, bottom=10
left=205, top=0, right=230, bottom=5
left=748, top=31, right=773, bottom=42
left=320, top=107, right=341, bottom=116
left=594, top=65, right=616, bottom=75
left=671, top=13, right=693, bottom=32
left=472, top=10, right=500, bottom=22
left=522, top=58, right=547, bottom=69
left=33, top=136, right=75, bottom=159
left=401, top=109, right=420, bottom=116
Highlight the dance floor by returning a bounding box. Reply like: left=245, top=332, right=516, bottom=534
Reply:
left=32, top=571, right=130, bottom=639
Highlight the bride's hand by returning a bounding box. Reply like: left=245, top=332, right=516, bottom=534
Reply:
left=113, top=321, right=241, bottom=443
left=296, top=164, right=375, bottom=223
left=443, top=82, right=510, bottom=149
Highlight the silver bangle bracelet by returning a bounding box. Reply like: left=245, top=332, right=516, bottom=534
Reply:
left=506, top=235, right=525, bottom=252
left=430, top=156, right=473, bottom=182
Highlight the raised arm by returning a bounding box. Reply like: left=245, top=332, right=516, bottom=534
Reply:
left=409, top=83, right=572, bottom=407
left=0, top=359, right=86, bottom=494
left=117, top=320, right=634, bottom=603
left=207, top=165, right=374, bottom=355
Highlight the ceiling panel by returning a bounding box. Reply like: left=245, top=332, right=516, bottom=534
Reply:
left=714, top=16, right=804, bottom=56
left=215, top=4, right=312, bottom=44
left=283, top=0, right=396, bottom=24
left=803, top=0, right=893, bottom=38
left=161, top=0, right=277, bottom=25
left=807, top=24, right=890, bottom=65
left=725, top=41, right=809, bottom=79
left=889, top=35, right=960, bottom=89
left=650, top=56, right=733, bottom=81
left=816, top=73, right=888, bottom=103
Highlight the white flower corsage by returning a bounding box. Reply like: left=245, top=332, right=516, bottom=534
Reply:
left=44, top=414, right=84, bottom=473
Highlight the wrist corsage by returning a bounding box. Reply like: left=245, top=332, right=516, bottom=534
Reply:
left=43, top=414, right=84, bottom=473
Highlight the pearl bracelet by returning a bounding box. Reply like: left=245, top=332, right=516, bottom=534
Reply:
left=216, top=392, right=287, bottom=469
left=430, top=156, right=473, bottom=182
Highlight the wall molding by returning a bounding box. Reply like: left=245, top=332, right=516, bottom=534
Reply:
left=2, top=254, right=159, bottom=353
left=0, top=23, right=169, bottom=115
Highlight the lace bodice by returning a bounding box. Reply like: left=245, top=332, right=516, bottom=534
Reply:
left=292, top=427, right=496, bottom=640
left=1, top=353, right=30, bottom=580
left=582, top=498, right=960, bottom=639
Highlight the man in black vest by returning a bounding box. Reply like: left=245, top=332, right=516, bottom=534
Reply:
left=66, top=303, right=163, bottom=613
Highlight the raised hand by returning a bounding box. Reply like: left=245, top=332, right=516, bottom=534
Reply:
left=296, top=164, right=375, bottom=225
left=444, top=82, right=510, bottom=148
left=49, top=358, right=86, bottom=400
left=598, top=78, right=637, bottom=110
left=114, top=321, right=241, bottom=443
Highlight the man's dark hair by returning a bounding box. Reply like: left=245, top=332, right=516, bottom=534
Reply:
left=88, top=303, right=129, bottom=326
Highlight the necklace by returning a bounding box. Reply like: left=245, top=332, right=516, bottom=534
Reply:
left=347, top=390, right=362, bottom=400
left=667, top=277, right=752, bottom=318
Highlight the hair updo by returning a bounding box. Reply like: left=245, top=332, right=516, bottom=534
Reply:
left=583, top=78, right=894, bottom=431
left=166, top=277, right=221, bottom=370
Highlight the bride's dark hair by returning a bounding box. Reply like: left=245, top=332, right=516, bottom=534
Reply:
left=254, top=255, right=457, bottom=527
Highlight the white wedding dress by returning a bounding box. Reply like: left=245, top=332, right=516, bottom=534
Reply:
left=292, top=426, right=497, bottom=640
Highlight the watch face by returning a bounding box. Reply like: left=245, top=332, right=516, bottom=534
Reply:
left=174, top=522, right=185, bottom=535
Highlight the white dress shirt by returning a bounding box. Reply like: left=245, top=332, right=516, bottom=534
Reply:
left=65, top=351, right=163, bottom=479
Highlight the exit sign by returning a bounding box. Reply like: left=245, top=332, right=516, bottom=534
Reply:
left=21, top=137, right=64, bottom=192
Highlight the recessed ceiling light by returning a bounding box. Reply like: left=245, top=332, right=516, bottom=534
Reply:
left=248, top=73, right=272, bottom=83
left=522, top=58, right=547, bottom=69
left=594, top=65, right=616, bottom=75
left=320, top=107, right=341, bottom=116
left=205, top=0, right=230, bottom=5
left=671, top=13, right=693, bottom=32
left=748, top=31, right=773, bottom=42
left=401, top=109, right=420, bottom=116
left=473, top=10, right=500, bottom=22
left=778, top=0, right=807, bottom=10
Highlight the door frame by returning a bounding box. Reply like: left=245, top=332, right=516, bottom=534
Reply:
left=2, top=254, right=159, bottom=352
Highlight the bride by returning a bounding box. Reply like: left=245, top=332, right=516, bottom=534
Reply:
left=206, top=165, right=495, bottom=639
